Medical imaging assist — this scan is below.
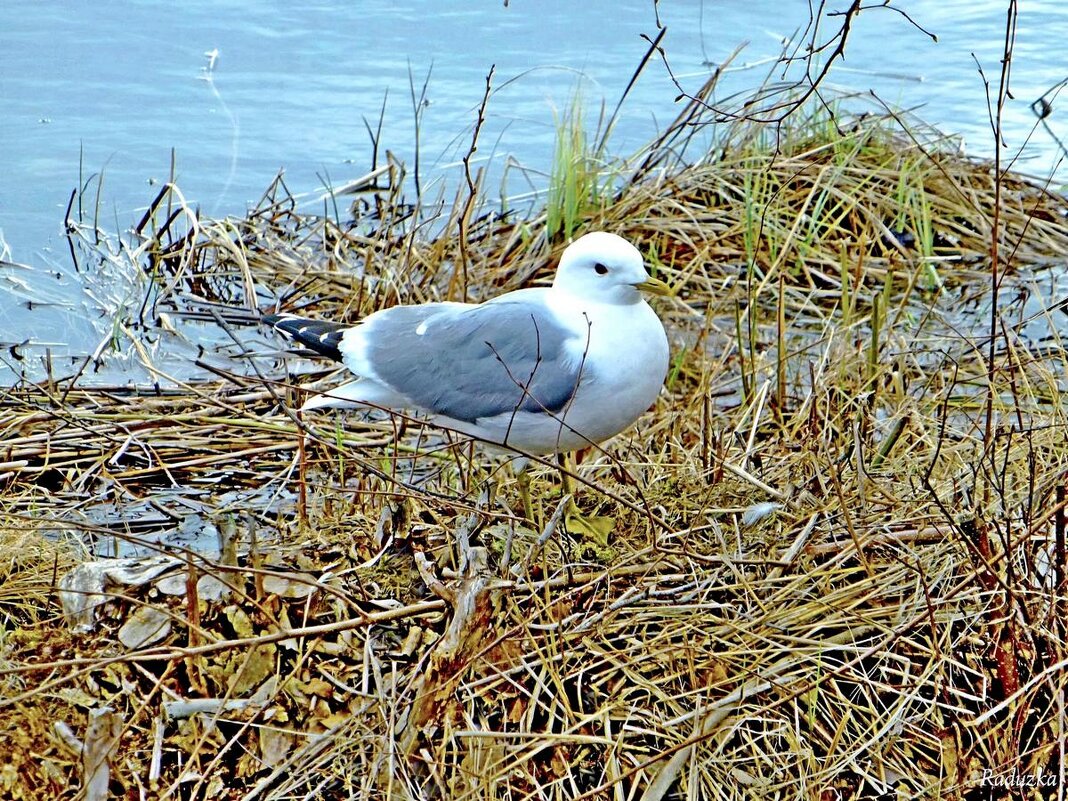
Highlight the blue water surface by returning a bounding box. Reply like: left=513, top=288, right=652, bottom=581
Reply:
left=1, top=0, right=1066, bottom=378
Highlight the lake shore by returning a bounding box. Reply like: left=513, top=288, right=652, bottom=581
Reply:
left=3, top=98, right=1067, bottom=799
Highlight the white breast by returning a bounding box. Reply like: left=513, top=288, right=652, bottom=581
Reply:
left=549, top=291, right=669, bottom=446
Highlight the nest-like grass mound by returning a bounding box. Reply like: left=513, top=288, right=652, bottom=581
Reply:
left=3, top=101, right=1068, bottom=799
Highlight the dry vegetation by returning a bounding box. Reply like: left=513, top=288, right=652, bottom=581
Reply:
left=3, top=94, right=1068, bottom=800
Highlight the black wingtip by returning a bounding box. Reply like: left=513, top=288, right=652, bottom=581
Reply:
left=262, top=313, right=348, bottom=363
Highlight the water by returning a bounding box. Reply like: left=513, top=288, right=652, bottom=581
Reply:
left=1, top=0, right=1067, bottom=381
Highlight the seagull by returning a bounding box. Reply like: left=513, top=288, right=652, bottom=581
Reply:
left=263, top=231, right=670, bottom=531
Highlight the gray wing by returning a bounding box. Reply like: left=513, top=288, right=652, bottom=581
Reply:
left=359, top=300, right=581, bottom=423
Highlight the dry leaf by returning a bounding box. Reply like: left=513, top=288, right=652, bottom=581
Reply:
left=118, top=606, right=171, bottom=649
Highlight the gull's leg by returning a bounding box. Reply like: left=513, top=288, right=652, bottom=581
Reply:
left=508, top=456, right=536, bottom=525
left=556, top=453, right=615, bottom=546
left=517, top=468, right=534, bottom=525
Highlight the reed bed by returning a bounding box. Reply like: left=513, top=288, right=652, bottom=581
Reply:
left=2, top=99, right=1068, bottom=800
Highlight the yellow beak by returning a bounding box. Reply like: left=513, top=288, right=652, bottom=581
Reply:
left=634, top=276, right=672, bottom=296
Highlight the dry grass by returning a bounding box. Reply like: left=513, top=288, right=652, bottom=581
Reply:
left=2, top=97, right=1068, bottom=800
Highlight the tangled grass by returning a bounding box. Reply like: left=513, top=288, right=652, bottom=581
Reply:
left=2, top=95, right=1068, bottom=799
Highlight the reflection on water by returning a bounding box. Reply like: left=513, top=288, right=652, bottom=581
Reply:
left=1, top=0, right=1066, bottom=379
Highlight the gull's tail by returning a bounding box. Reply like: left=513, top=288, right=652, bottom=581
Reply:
left=262, top=313, right=407, bottom=412
left=262, top=313, right=347, bottom=363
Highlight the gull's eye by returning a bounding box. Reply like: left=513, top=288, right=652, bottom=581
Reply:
left=594, top=262, right=609, bottom=275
